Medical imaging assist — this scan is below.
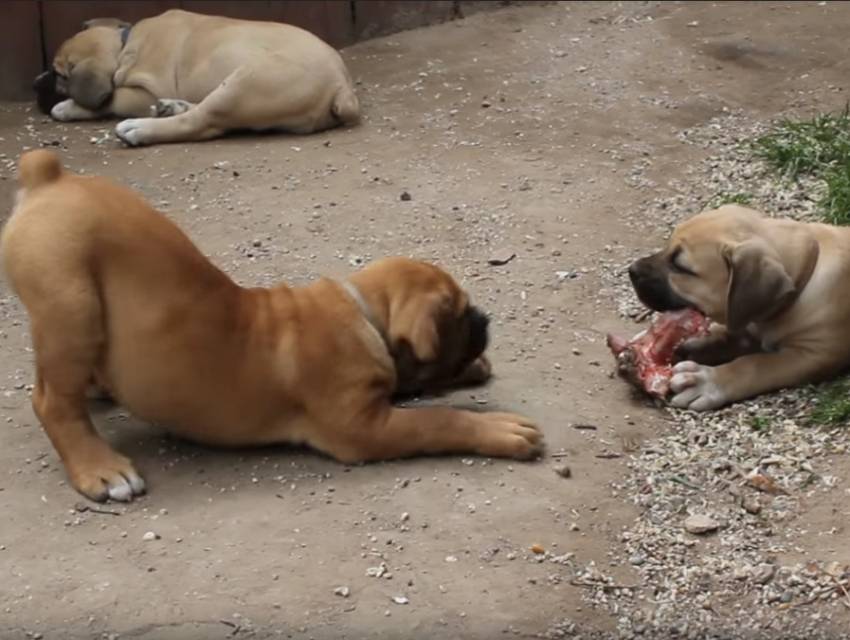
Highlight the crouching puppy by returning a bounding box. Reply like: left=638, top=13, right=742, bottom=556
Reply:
left=628, top=204, right=850, bottom=410
left=37, top=9, right=360, bottom=146
left=1, top=151, right=542, bottom=502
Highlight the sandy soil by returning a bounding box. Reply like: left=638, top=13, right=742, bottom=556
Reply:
left=1, top=2, right=849, bottom=638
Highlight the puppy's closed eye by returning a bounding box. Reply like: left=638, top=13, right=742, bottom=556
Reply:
left=669, top=248, right=697, bottom=276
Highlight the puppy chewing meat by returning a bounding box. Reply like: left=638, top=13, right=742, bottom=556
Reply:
left=627, top=204, right=850, bottom=410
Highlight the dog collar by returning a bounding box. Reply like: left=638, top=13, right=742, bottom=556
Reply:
left=120, top=25, right=131, bottom=48
left=337, top=280, right=387, bottom=342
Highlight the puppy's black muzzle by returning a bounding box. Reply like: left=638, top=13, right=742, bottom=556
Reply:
left=467, top=306, right=490, bottom=361
left=628, top=256, right=691, bottom=312
left=33, top=70, right=64, bottom=115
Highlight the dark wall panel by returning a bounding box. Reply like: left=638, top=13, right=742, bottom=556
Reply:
left=42, top=1, right=180, bottom=60
left=0, top=1, right=531, bottom=101
left=266, top=1, right=354, bottom=48
left=0, top=1, right=44, bottom=100
left=181, top=1, right=353, bottom=46
left=353, top=1, right=457, bottom=40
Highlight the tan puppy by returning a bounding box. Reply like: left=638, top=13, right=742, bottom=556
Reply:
left=628, top=204, right=850, bottom=410
left=1, top=151, right=542, bottom=502
left=39, top=9, right=359, bottom=146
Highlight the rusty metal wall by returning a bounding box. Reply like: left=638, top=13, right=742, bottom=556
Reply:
left=1, top=0, right=518, bottom=101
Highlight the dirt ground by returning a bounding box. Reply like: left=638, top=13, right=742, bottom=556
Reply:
left=1, top=2, right=849, bottom=638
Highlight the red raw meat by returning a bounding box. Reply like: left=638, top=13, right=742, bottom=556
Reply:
left=607, top=309, right=710, bottom=398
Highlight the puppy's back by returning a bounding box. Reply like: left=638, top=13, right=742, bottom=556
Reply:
left=3, top=150, right=235, bottom=316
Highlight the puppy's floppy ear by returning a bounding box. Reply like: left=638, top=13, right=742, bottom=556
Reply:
left=82, top=18, right=131, bottom=30
left=389, top=293, right=444, bottom=362
left=68, top=59, right=113, bottom=110
left=724, top=240, right=795, bottom=333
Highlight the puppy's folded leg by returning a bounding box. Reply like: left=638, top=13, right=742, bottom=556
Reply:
left=314, top=406, right=543, bottom=463
left=675, top=326, right=762, bottom=367
left=670, top=344, right=837, bottom=411
left=110, top=87, right=159, bottom=118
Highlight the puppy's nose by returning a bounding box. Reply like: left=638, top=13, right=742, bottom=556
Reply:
left=470, top=307, right=489, bottom=330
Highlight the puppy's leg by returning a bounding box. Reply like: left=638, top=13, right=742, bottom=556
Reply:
left=110, top=87, right=159, bottom=118
left=675, top=326, right=762, bottom=366
left=25, top=286, right=144, bottom=502
left=113, top=68, right=249, bottom=146
left=670, top=345, right=837, bottom=411
left=114, top=60, right=342, bottom=146
left=312, top=406, right=543, bottom=463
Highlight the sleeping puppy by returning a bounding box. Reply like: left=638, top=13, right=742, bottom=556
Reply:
left=35, top=10, right=359, bottom=146
left=628, top=204, right=850, bottom=410
left=2, top=150, right=542, bottom=502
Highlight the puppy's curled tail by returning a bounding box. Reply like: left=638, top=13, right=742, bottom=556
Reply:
left=332, top=84, right=361, bottom=126
left=18, top=150, right=63, bottom=191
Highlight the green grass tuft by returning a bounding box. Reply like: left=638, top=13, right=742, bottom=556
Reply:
left=748, top=415, right=772, bottom=432
left=752, top=105, right=850, bottom=180
left=807, top=377, right=850, bottom=427
left=750, top=104, right=850, bottom=224
left=709, top=192, right=753, bottom=208
left=820, top=164, right=850, bottom=225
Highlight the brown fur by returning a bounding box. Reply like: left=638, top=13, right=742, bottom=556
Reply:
left=1, top=151, right=542, bottom=502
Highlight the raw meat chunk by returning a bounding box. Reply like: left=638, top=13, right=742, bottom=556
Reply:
left=607, top=309, right=710, bottom=398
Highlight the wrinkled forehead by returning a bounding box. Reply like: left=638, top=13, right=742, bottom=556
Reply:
left=431, top=268, right=469, bottom=314
left=672, top=208, right=760, bottom=243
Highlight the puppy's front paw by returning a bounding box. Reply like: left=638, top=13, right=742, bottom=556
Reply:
left=66, top=440, right=146, bottom=502
left=475, top=412, right=543, bottom=460
left=669, top=360, right=727, bottom=411
left=115, top=118, right=152, bottom=146
left=51, top=99, right=92, bottom=122
left=457, top=355, right=492, bottom=386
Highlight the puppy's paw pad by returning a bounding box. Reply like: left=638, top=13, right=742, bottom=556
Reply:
left=153, top=99, right=192, bottom=118
left=115, top=119, right=152, bottom=146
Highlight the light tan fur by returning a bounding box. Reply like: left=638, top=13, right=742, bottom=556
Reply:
left=1, top=151, right=541, bottom=502
left=48, top=9, right=360, bottom=146
left=628, top=204, right=850, bottom=410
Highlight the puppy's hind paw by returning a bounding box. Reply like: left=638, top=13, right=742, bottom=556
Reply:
left=152, top=99, right=192, bottom=118
left=67, top=442, right=146, bottom=502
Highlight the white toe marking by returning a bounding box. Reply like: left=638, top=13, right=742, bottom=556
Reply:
left=108, top=479, right=133, bottom=502
left=668, top=362, right=726, bottom=411
left=127, top=472, right=146, bottom=495
left=115, top=119, right=151, bottom=146
left=672, top=360, right=701, bottom=374
left=51, top=99, right=88, bottom=121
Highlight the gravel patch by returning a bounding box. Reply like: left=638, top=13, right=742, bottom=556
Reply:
left=583, top=111, right=850, bottom=640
